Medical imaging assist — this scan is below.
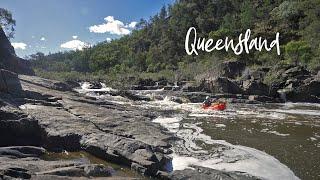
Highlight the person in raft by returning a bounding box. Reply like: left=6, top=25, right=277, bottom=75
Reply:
left=203, top=96, right=217, bottom=108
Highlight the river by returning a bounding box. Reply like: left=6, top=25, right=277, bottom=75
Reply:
left=77, top=83, right=320, bottom=180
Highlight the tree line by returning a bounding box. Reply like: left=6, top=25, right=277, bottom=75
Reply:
left=26, top=0, right=320, bottom=83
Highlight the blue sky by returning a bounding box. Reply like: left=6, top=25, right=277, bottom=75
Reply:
left=0, top=0, right=174, bottom=57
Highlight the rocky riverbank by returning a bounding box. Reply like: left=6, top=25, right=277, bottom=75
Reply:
left=0, top=71, right=271, bottom=179
left=131, top=61, right=320, bottom=104
left=6, top=66, right=320, bottom=180
left=1, top=73, right=175, bottom=179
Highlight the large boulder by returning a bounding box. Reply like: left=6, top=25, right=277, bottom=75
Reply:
left=0, top=69, right=22, bottom=95
left=282, top=66, right=310, bottom=80
left=282, top=88, right=320, bottom=103
left=242, top=67, right=270, bottom=81
left=137, top=78, right=156, bottom=86
left=201, top=77, right=243, bottom=94
left=300, top=77, right=320, bottom=97
left=118, top=90, right=151, bottom=101
left=181, top=92, right=212, bottom=103
left=64, top=80, right=80, bottom=89
left=242, top=80, right=269, bottom=96
left=219, top=60, right=246, bottom=79
left=262, top=64, right=316, bottom=101
left=181, top=82, right=201, bottom=92
left=277, top=75, right=320, bottom=103
left=0, top=27, right=34, bottom=75
left=81, top=82, right=103, bottom=89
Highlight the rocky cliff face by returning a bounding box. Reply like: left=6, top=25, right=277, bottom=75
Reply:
left=0, top=27, right=34, bottom=75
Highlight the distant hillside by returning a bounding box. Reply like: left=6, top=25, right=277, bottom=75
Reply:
left=30, top=0, right=320, bottom=84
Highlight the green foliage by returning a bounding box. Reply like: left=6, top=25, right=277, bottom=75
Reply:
left=240, top=0, right=256, bottom=29
left=285, top=40, right=312, bottom=65
left=0, top=8, right=16, bottom=38
left=271, top=1, right=300, bottom=20
left=29, top=0, right=320, bottom=85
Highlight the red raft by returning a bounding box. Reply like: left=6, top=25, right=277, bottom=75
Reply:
left=202, top=102, right=227, bottom=111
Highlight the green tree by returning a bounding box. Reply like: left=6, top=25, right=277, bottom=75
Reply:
left=285, top=41, right=312, bottom=65
left=0, top=8, right=16, bottom=38
left=240, top=0, right=255, bottom=29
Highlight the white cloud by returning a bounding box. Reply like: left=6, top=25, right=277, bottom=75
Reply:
left=40, top=37, right=46, bottom=41
left=89, top=16, right=136, bottom=35
left=72, top=35, right=78, bottom=39
left=60, top=39, right=90, bottom=50
left=11, top=42, right=27, bottom=50
left=127, top=21, right=137, bottom=28
left=106, top=38, right=112, bottom=42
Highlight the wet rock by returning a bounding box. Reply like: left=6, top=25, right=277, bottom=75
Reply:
left=0, top=146, right=46, bottom=158
left=169, top=96, right=189, bottom=104
left=282, top=66, right=310, bottom=80
left=286, top=91, right=320, bottom=103
left=119, top=90, right=151, bottom=101
left=242, top=80, right=269, bottom=96
left=131, top=85, right=161, bottom=90
left=87, top=82, right=103, bottom=89
left=201, top=77, right=243, bottom=94
left=81, top=133, right=170, bottom=176
left=180, top=92, right=242, bottom=103
left=0, top=154, right=114, bottom=179
left=138, top=78, right=156, bottom=87
left=248, top=95, right=278, bottom=103
left=156, top=79, right=168, bottom=86
left=83, top=164, right=114, bottom=177
left=170, top=166, right=259, bottom=180
left=64, top=80, right=80, bottom=89
left=181, top=92, right=212, bottom=103
left=163, top=86, right=180, bottom=91
left=0, top=146, right=114, bottom=179
left=181, top=81, right=201, bottom=92
left=36, top=164, right=113, bottom=177
left=176, top=81, right=187, bottom=86
left=132, top=78, right=172, bottom=90
left=52, top=82, right=73, bottom=91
